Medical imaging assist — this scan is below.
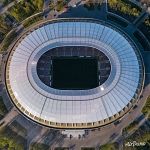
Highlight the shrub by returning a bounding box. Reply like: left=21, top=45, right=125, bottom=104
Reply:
left=8, top=0, right=44, bottom=22
left=108, top=0, right=141, bottom=17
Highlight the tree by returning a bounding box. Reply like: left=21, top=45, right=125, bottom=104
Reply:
left=0, top=137, right=24, bottom=150
left=9, top=2, right=26, bottom=21
left=8, top=0, right=43, bottom=22
left=109, top=0, right=141, bottom=17
left=32, top=0, right=44, bottom=11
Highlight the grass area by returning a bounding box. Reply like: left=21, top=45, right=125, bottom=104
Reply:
left=0, top=96, right=7, bottom=117
left=30, top=143, right=49, bottom=150
left=0, top=126, right=26, bottom=150
left=8, top=0, right=44, bottom=22
left=124, top=122, right=150, bottom=150
left=108, top=0, right=141, bottom=21
left=142, top=96, right=150, bottom=117
left=22, top=13, right=43, bottom=28
left=0, top=29, right=17, bottom=52
left=100, top=142, right=119, bottom=150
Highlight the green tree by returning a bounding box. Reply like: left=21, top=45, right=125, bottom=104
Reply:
left=8, top=0, right=43, bottom=22
left=24, top=2, right=35, bottom=15
left=0, top=137, right=24, bottom=150
left=32, top=0, right=44, bottom=11
left=109, top=0, right=140, bottom=17
left=9, top=2, right=26, bottom=21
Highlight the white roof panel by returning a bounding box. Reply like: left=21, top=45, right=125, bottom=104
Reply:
left=6, top=20, right=143, bottom=127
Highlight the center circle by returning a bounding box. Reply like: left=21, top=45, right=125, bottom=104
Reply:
left=36, top=46, right=111, bottom=90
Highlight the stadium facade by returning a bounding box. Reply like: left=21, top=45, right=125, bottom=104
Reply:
left=5, top=19, right=144, bottom=129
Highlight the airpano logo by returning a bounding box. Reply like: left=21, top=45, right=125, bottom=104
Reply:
left=125, top=141, right=146, bottom=147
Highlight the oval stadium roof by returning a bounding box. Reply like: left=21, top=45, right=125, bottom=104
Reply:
left=5, top=19, right=144, bottom=129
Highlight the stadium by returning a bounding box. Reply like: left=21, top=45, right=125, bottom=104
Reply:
left=5, top=19, right=144, bottom=129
